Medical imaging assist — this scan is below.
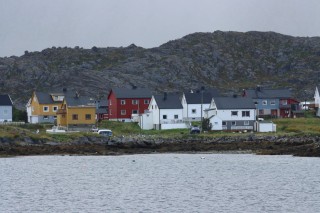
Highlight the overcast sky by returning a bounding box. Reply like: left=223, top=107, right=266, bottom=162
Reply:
left=0, top=0, right=319, bottom=57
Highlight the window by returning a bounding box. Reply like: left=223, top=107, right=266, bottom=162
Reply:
left=231, top=111, right=238, bottom=116
left=163, top=115, right=167, bottom=119
left=222, top=121, right=227, bottom=126
left=244, top=121, right=249, bottom=125
left=242, top=111, right=250, bottom=117
left=144, top=100, right=149, bottom=104
left=281, top=100, right=287, bottom=105
left=109, top=100, right=112, bottom=105
left=259, top=109, right=264, bottom=115
left=270, top=100, right=276, bottom=105
left=72, top=114, right=78, bottom=120
left=85, top=114, right=91, bottom=120
left=174, top=115, right=178, bottom=119
left=109, top=109, right=112, bottom=115
left=132, top=100, right=138, bottom=105
left=54, top=116, right=57, bottom=120
left=231, top=121, right=236, bottom=126
left=43, top=106, right=49, bottom=112
left=214, top=122, right=218, bottom=125
left=43, top=116, right=49, bottom=120
left=53, top=106, right=58, bottom=112
left=121, top=110, right=126, bottom=115
left=132, top=110, right=138, bottom=114
left=121, top=100, right=126, bottom=105
left=262, top=100, right=267, bottom=105
left=192, top=109, right=196, bottom=114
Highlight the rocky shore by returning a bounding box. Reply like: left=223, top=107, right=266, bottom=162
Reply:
left=1, top=134, right=320, bottom=157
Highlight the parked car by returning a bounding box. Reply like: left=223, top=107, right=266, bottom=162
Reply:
left=190, top=126, right=201, bottom=134
left=97, top=129, right=113, bottom=137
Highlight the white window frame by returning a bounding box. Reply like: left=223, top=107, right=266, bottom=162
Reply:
left=222, top=121, right=227, bottom=126
left=43, top=106, right=49, bottom=112
left=144, top=100, right=149, bottom=104
left=53, top=106, right=58, bottom=112
left=231, top=111, right=238, bottom=116
left=231, top=121, right=236, bottom=126
left=270, top=100, right=276, bottom=105
left=191, top=109, right=196, bottom=114
left=132, top=100, right=138, bottom=105
left=121, top=100, right=126, bottom=105
left=174, top=114, right=178, bottom=119
left=132, top=110, right=138, bottom=114
left=43, top=116, right=49, bottom=120
left=242, top=111, right=250, bottom=117
left=121, top=110, right=126, bottom=115
left=244, top=121, right=249, bottom=125
left=163, top=115, right=167, bottom=119
left=262, top=100, right=267, bottom=105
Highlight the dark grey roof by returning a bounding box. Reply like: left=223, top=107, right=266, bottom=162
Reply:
left=35, top=92, right=56, bottom=104
left=184, top=92, right=212, bottom=104
left=111, top=88, right=152, bottom=99
left=245, top=88, right=292, bottom=99
left=214, top=97, right=255, bottom=109
left=0, top=95, right=13, bottom=106
left=65, top=96, right=95, bottom=107
left=154, top=93, right=183, bottom=109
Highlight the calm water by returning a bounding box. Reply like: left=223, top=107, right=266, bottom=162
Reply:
left=1, top=154, right=320, bottom=213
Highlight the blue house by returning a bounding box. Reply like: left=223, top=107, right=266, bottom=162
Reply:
left=244, top=86, right=299, bottom=118
left=0, top=94, right=13, bottom=122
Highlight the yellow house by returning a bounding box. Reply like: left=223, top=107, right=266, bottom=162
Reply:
left=57, top=94, right=96, bottom=130
left=26, top=91, right=67, bottom=123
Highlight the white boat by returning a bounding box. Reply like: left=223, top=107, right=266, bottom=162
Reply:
left=46, top=126, right=79, bottom=134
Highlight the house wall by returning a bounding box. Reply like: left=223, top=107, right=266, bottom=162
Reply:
left=217, top=109, right=255, bottom=121
left=108, top=91, right=151, bottom=121
left=66, top=107, right=96, bottom=125
left=184, top=103, right=210, bottom=121
left=314, top=87, right=320, bottom=108
left=29, top=94, right=60, bottom=123
left=0, top=105, right=12, bottom=122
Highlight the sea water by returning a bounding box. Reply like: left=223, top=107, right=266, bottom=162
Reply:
left=1, top=154, right=320, bottom=212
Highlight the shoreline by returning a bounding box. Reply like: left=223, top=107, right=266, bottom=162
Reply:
left=1, top=134, right=320, bottom=157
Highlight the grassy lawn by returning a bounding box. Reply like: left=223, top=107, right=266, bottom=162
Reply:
left=1, top=117, right=320, bottom=142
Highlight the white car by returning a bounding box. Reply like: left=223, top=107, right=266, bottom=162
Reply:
left=97, top=129, right=113, bottom=137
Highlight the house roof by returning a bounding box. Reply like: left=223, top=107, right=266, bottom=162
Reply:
left=110, top=88, right=152, bottom=99
left=245, top=88, right=292, bottom=99
left=0, top=94, right=13, bottom=106
left=214, top=97, right=256, bottom=109
left=65, top=96, right=95, bottom=107
left=184, top=88, right=220, bottom=104
left=154, top=93, right=183, bottom=109
left=34, top=90, right=81, bottom=104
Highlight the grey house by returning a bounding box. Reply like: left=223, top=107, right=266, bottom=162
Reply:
left=0, top=94, right=13, bottom=122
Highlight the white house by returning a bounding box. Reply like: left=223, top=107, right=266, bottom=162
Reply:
left=0, top=94, right=13, bottom=122
left=314, top=86, right=320, bottom=108
left=205, top=96, right=256, bottom=131
left=140, top=93, right=188, bottom=130
left=182, top=88, right=219, bottom=122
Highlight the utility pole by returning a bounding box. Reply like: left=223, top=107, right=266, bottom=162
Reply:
left=201, top=86, right=205, bottom=133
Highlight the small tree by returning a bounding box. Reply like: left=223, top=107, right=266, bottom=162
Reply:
left=13, top=107, right=27, bottom=122
left=201, top=118, right=212, bottom=131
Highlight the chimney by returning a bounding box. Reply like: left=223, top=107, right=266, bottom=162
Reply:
left=256, top=85, right=261, bottom=92
left=132, top=85, right=137, bottom=90
left=242, top=89, right=247, bottom=97
left=163, top=92, right=167, bottom=100
left=63, top=88, right=67, bottom=92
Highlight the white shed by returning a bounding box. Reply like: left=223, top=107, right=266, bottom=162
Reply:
left=256, top=121, right=276, bottom=132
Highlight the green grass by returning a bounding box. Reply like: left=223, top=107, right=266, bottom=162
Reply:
left=1, top=117, right=320, bottom=142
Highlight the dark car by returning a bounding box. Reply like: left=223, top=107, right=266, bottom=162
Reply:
left=190, top=126, right=201, bottom=134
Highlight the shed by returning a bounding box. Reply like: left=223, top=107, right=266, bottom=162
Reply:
left=256, top=121, right=276, bottom=132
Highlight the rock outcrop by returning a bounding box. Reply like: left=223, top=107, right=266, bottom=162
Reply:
left=1, top=31, right=320, bottom=107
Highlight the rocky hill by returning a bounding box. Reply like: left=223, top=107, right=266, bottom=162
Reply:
left=1, top=31, right=320, bottom=108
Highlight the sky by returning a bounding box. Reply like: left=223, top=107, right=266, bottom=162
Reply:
left=0, top=0, right=320, bottom=57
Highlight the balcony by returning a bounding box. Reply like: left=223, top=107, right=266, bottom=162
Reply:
left=57, top=109, right=66, bottom=114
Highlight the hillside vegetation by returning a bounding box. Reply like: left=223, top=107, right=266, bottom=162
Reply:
left=1, top=31, right=320, bottom=107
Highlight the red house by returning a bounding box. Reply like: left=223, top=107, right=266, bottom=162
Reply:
left=107, top=88, right=152, bottom=122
